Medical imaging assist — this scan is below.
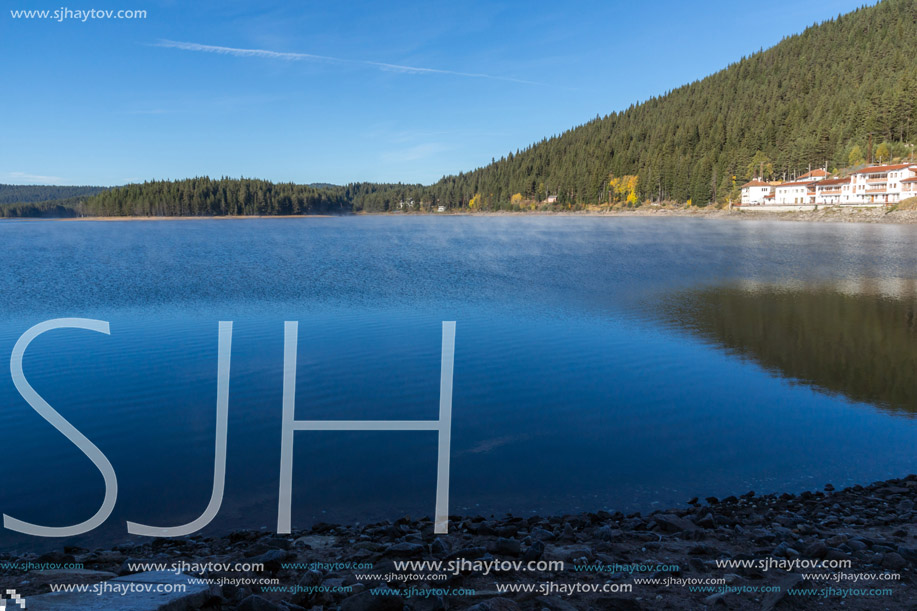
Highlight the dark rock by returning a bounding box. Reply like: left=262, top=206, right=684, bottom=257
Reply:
left=523, top=540, right=545, bottom=562
left=703, top=591, right=731, bottom=606
left=595, top=526, right=623, bottom=541
left=773, top=542, right=799, bottom=557
left=431, top=538, right=451, bottom=556
left=229, top=530, right=259, bottom=543
left=494, top=538, right=521, bottom=556
left=298, top=570, right=322, bottom=587
left=762, top=573, right=804, bottom=611
left=530, top=527, right=556, bottom=541
left=444, top=547, right=486, bottom=562
left=238, top=595, right=286, bottom=611
left=825, top=549, right=851, bottom=562
left=539, top=596, right=580, bottom=611
left=654, top=513, right=700, bottom=533
left=386, top=542, right=425, bottom=557
left=409, top=595, right=447, bottom=611
left=826, top=535, right=846, bottom=546
left=847, top=539, right=867, bottom=551
left=881, top=552, right=906, bottom=570
left=467, top=599, right=521, bottom=611
left=340, top=590, right=404, bottom=611
left=595, top=597, right=642, bottom=610
left=696, top=513, right=717, bottom=529
left=805, top=541, right=828, bottom=558
left=544, top=544, right=592, bottom=563
left=248, top=549, right=291, bottom=571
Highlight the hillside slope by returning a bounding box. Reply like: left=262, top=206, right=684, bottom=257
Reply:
left=407, top=0, right=917, bottom=208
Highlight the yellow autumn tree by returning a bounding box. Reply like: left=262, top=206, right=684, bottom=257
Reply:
left=510, top=193, right=523, bottom=205
left=608, top=174, right=639, bottom=205
left=468, top=193, right=482, bottom=209
left=875, top=142, right=891, bottom=163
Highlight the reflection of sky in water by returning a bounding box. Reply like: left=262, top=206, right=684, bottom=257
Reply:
left=0, top=217, right=915, bottom=551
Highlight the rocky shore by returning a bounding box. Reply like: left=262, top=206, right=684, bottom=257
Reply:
left=3, top=475, right=914, bottom=610
left=23, top=204, right=917, bottom=224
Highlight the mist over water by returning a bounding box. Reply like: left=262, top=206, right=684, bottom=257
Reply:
left=0, top=216, right=914, bottom=552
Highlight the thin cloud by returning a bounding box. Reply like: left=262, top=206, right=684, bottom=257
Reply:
left=155, top=39, right=541, bottom=85
left=2, top=171, right=63, bottom=185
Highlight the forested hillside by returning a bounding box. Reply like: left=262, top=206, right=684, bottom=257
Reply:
left=405, top=0, right=917, bottom=209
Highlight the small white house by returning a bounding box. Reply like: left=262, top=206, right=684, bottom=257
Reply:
left=902, top=176, right=917, bottom=199
left=437, top=205, right=446, bottom=212
left=739, top=180, right=774, bottom=205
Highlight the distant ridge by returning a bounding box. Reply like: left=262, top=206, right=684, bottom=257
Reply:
left=0, top=184, right=106, bottom=206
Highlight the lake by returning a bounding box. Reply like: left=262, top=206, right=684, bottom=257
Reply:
left=0, top=216, right=914, bottom=551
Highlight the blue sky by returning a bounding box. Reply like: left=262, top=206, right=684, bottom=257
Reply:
left=1, top=0, right=877, bottom=186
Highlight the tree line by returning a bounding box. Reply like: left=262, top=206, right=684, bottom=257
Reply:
left=4, top=0, right=915, bottom=217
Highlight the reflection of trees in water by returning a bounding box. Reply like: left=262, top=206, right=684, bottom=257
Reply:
left=670, top=285, right=917, bottom=416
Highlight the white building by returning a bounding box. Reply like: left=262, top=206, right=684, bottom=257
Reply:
left=814, top=177, right=850, bottom=205
left=847, top=163, right=917, bottom=204
left=741, top=164, right=917, bottom=207
left=902, top=175, right=917, bottom=199
left=739, top=179, right=774, bottom=204
left=774, top=180, right=817, bottom=205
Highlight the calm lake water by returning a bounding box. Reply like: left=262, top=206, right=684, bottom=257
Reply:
left=0, top=216, right=914, bottom=551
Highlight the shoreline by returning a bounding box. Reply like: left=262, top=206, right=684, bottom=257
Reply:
left=1, top=214, right=335, bottom=222
left=5, top=206, right=917, bottom=224
left=4, top=474, right=913, bottom=610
